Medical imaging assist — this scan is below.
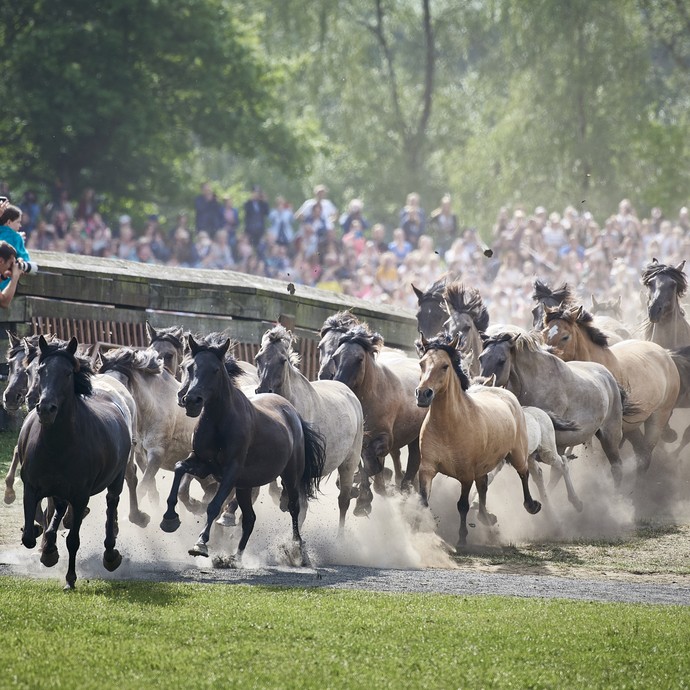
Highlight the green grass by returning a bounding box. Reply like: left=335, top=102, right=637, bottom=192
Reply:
left=0, top=578, right=688, bottom=689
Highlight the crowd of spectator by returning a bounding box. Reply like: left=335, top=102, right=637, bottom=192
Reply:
left=2, top=177, right=688, bottom=330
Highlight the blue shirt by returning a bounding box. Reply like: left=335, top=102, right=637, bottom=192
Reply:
left=0, top=226, right=31, bottom=290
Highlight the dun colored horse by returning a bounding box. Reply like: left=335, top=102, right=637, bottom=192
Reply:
left=254, top=325, right=362, bottom=531
left=479, top=330, right=628, bottom=485
left=415, top=334, right=541, bottom=548
left=146, top=322, right=185, bottom=378
left=18, top=337, right=136, bottom=589
left=543, top=304, right=680, bottom=474
left=161, top=334, right=326, bottom=566
left=641, top=259, right=690, bottom=349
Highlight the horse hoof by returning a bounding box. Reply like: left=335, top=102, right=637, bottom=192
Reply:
left=188, top=542, right=209, bottom=558
left=349, top=486, right=360, bottom=499
left=4, top=489, right=15, bottom=505
left=63, top=581, right=76, bottom=592
left=103, top=549, right=123, bottom=572
left=130, top=511, right=150, bottom=528
left=353, top=503, right=372, bottom=518
left=21, top=529, right=37, bottom=550
left=40, top=545, right=59, bottom=567
left=572, top=498, right=584, bottom=513
left=216, top=513, right=236, bottom=528
left=159, top=515, right=181, bottom=533
left=525, top=500, right=542, bottom=515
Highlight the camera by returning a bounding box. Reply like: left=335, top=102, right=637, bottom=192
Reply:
left=16, top=258, right=38, bottom=274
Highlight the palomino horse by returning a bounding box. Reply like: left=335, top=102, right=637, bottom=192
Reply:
left=543, top=304, right=680, bottom=475
left=161, top=334, right=326, bottom=566
left=415, top=334, right=541, bottom=548
left=641, top=259, right=690, bottom=349
left=254, top=325, right=362, bottom=531
left=412, top=274, right=455, bottom=339
left=331, top=325, right=428, bottom=515
left=442, top=282, right=490, bottom=377
left=18, top=337, right=134, bottom=589
left=479, top=330, right=628, bottom=485
left=317, top=310, right=406, bottom=486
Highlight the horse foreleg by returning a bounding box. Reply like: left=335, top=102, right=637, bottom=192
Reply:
left=103, top=473, right=126, bottom=573
left=673, top=424, right=690, bottom=461
left=40, top=497, right=68, bottom=568
left=400, top=440, right=421, bottom=494
left=138, top=448, right=163, bottom=505
left=456, top=481, right=473, bottom=549
left=510, top=454, right=541, bottom=515
left=527, top=455, right=548, bottom=506
left=4, top=445, right=20, bottom=504
left=21, top=483, right=41, bottom=550
left=475, top=474, right=497, bottom=526
left=64, top=498, right=88, bottom=590
left=233, top=487, right=258, bottom=564
left=189, top=470, right=237, bottom=557
left=160, top=453, right=211, bottom=533
left=542, top=447, right=583, bottom=512
left=595, top=429, right=624, bottom=487
left=390, top=449, right=403, bottom=487
left=125, top=456, right=150, bottom=528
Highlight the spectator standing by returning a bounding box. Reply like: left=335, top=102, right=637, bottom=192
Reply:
left=242, top=185, right=270, bottom=250
left=195, top=182, right=223, bottom=234
left=400, top=192, right=426, bottom=246
left=0, top=241, right=23, bottom=309
left=0, top=204, right=32, bottom=286
left=20, top=190, right=41, bottom=240
left=339, top=198, right=369, bottom=235
left=294, top=184, right=338, bottom=226
left=266, top=196, right=295, bottom=250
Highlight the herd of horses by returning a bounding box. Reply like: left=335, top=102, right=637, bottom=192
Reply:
left=3, top=258, right=690, bottom=589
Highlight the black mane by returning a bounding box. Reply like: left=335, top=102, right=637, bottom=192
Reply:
left=337, top=325, right=384, bottom=354
left=415, top=333, right=470, bottom=390
left=544, top=306, right=609, bottom=347
left=444, top=283, right=490, bottom=333
left=641, top=260, right=688, bottom=298
left=188, top=332, right=244, bottom=384
left=320, top=311, right=360, bottom=337
left=532, top=279, right=574, bottom=306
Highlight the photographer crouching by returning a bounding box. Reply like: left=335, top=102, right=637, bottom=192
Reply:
left=0, top=200, right=37, bottom=309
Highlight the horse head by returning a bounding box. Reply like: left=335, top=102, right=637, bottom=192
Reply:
left=255, top=325, right=297, bottom=395
left=531, top=279, right=574, bottom=328
left=642, top=259, right=687, bottom=323
left=317, top=311, right=360, bottom=380
left=146, top=321, right=185, bottom=379
left=478, top=332, right=519, bottom=387
left=413, top=279, right=448, bottom=339
left=180, top=334, right=232, bottom=417
left=415, top=333, right=466, bottom=407
left=3, top=332, right=30, bottom=411
left=332, top=326, right=383, bottom=393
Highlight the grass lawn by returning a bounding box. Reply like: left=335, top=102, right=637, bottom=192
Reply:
left=0, top=578, right=688, bottom=689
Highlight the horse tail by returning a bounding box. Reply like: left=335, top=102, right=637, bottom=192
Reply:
left=300, top=419, right=327, bottom=499
left=547, top=413, right=580, bottom=432
left=619, top=386, right=643, bottom=419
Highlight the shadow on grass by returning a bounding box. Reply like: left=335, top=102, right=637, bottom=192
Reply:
left=84, top=579, right=197, bottom=606
left=452, top=543, right=585, bottom=575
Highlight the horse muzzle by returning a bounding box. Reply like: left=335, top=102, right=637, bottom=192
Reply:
left=183, top=395, right=204, bottom=418
left=415, top=387, right=434, bottom=408
left=36, top=400, right=58, bottom=425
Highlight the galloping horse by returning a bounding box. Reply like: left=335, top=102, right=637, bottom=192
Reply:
left=18, top=337, right=134, bottom=589
left=479, top=330, right=628, bottom=485
left=442, top=282, right=490, bottom=376
left=161, top=334, right=326, bottom=566
left=641, top=259, right=690, bottom=349
left=331, top=325, right=428, bottom=515
left=254, top=325, right=362, bottom=531
left=543, top=304, right=680, bottom=474
left=415, top=334, right=541, bottom=548
left=412, top=274, right=454, bottom=338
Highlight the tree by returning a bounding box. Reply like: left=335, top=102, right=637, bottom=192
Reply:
left=0, top=0, right=310, bottom=205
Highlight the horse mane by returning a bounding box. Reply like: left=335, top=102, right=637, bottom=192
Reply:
left=189, top=332, right=244, bottom=384
left=544, top=305, right=610, bottom=347
left=99, top=347, right=164, bottom=380
left=415, top=333, right=470, bottom=391
left=532, top=279, right=575, bottom=306
left=261, top=325, right=301, bottom=367
left=39, top=339, right=94, bottom=397
left=484, top=330, right=543, bottom=353
left=443, top=282, right=490, bottom=333
left=320, top=310, right=361, bottom=337
left=337, top=325, right=384, bottom=355
left=641, top=260, right=688, bottom=297
left=147, top=323, right=185, bottom=351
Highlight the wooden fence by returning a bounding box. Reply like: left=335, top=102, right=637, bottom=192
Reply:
left=1, top=250, right=418, bottom=381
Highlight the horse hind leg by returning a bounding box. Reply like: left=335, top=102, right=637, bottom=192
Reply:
left=595, top=428, right=624, bottom=487
left=540, top=448, right=583, bottom=512
left=455, top=481, right=473, bottom=550
left=475, top=474, right=497, bottom=527
left=527, top=454, right=549, bottom=507
left=4, top=445, right=20, bottom=504
left=507, top=452, right=541, bottom=515
left=103, top=474, right=126, bottom=573
left=63, top=497, right=89, bottom=590
left=125, top=455, right=150, bottom=528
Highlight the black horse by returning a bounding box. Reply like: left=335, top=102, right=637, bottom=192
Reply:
left=412, top=274, right=453, bottom=339
left=18, top=336, right=134, bottom=589
left=160, top=334, right=326, bottom=567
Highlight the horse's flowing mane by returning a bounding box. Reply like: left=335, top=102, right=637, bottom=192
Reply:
left=337, top=325, right=384, bottom=355
left=544, top=305, right=609, bottom=347
left=188, top=332, right=244, bottom=384
left=320, top=311, right=360, bottom=337
left=484, top=330, right=544, bottom=353
left=261, top=325, right=301, bottom=367
left=532, top=279, right=575, bottom=306
left=415, top=334, right=470, bottom=390
left=443, top=282, right=490, bottom=333
left=39, top=339, right=94, bottom=397
left=641, top=260, right=688, bottom=298
left=99, top=347, right=164, bottom=380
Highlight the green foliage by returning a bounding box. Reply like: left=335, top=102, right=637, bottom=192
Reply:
left=0, top=578, right=688, bottom=688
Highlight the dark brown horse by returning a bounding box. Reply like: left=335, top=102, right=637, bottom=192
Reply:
left=412, top=274, right=454, bottom=339
left=18, top=336, right=135, bottom=589
left=161, top=334, right=326, bottom=566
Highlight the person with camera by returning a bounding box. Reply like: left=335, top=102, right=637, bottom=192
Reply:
left=0, top=241, right=24, bottom=309
left=0, top=202, right=36, bottom=298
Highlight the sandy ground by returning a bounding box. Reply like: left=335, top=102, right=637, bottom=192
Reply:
left=2, top=433, right=690, bottom=605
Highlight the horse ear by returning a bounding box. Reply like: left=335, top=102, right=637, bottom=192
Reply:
left=188, top=334, right=200, bottom=355
left=449, top=333, right=460, bottom=350
left=38, top=334, right=49, bottom=354
left=575, top=305, right=585, bottom=320
left=487, top=373, right=496, bottom=387
left=67, top=337, right=79, bottom=356
left=676, top=260, right=686, bottom=273
left=509, top=333, right=520, bottom=346
left=145, top=320, right=157, bottom=344
left=591, top=295, right=598, bottom=308
left=218, top=338, right=231, bottom=357
left=652, top=257, right=659, bottom=265
left=411, top=284, right=424, bottom=302
left=7, top=331, right=20, bottom=347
